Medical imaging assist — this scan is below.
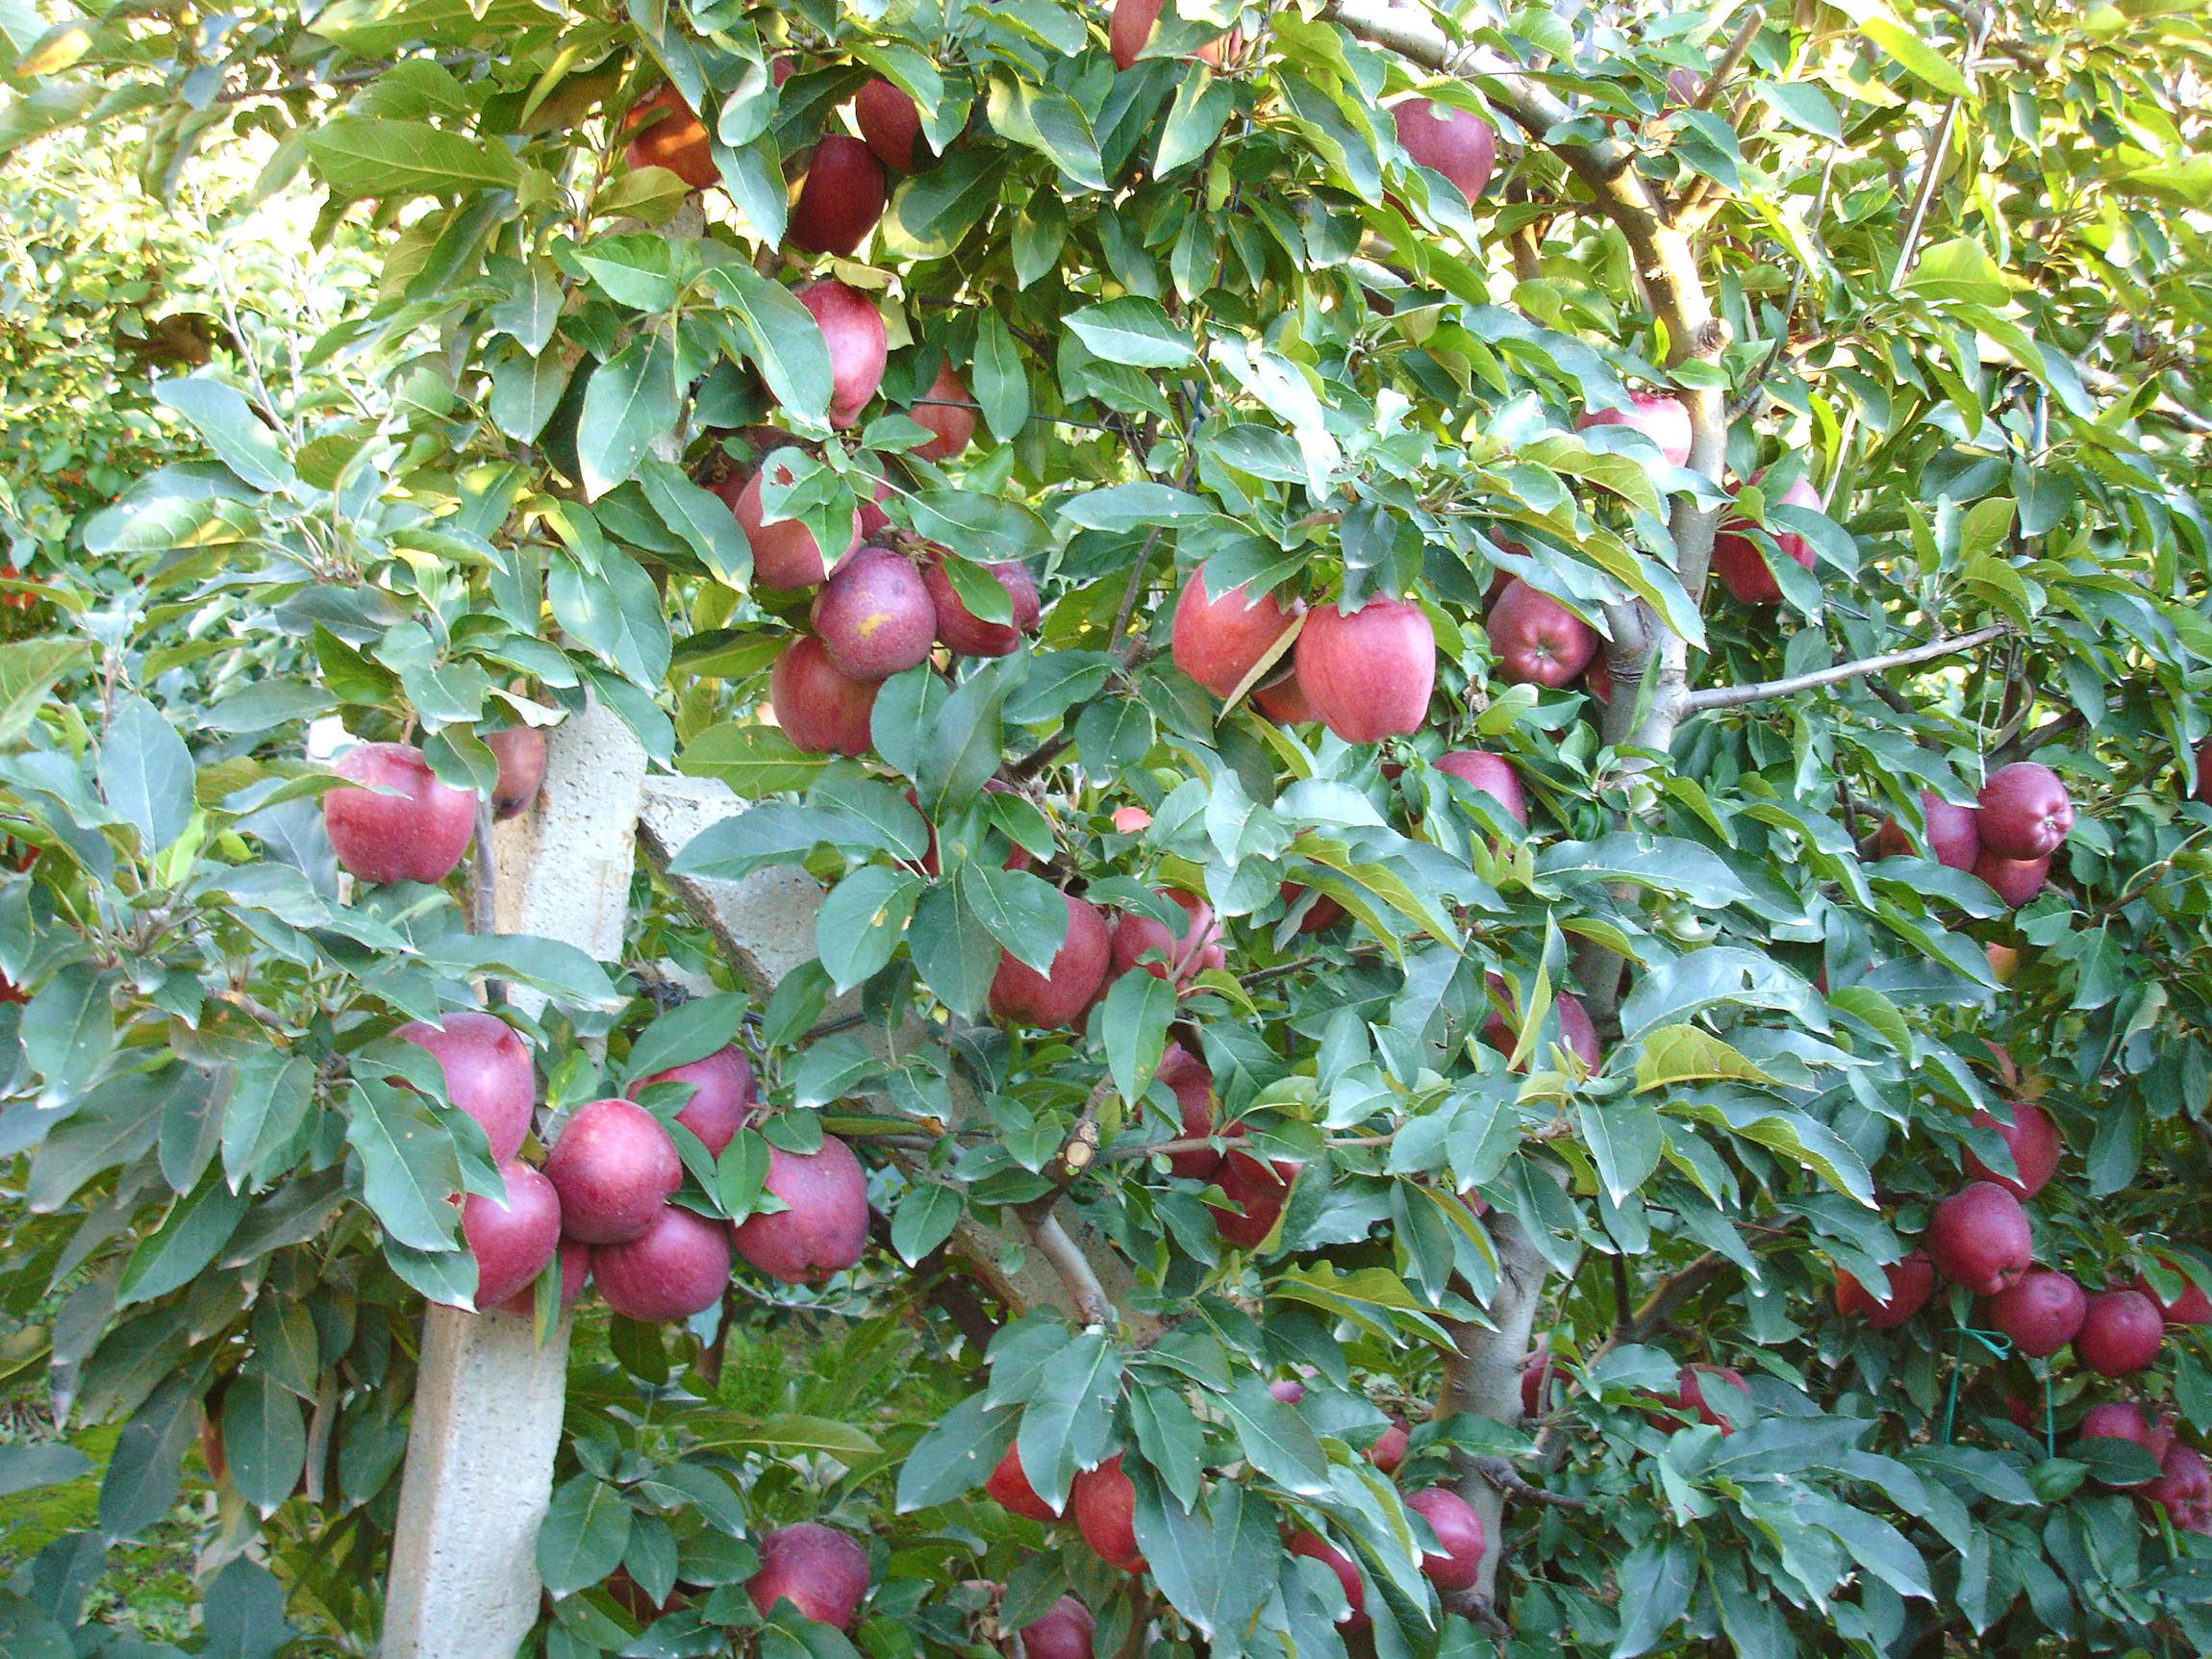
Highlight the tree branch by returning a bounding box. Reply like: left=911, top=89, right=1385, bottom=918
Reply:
left=1018, top=1204, right=1114, bottom=1327
left=1682, top=622, right=2011, bottom=713
left=1689, top=10, right=1765, bottom=112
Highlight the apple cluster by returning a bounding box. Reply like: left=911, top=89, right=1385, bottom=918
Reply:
left=1871, top=763, right=2076, bottom=908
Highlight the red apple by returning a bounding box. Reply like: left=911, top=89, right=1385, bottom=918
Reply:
left=1280, top=882, right=1346, bottom=934
left=2146, top=1444, right=2212, bottom=1533
left=856, top=476, right=894, bottom=538
left=1925, top=1182, right=2033, bottom=1296
left=1672, top=1364, right=1751, bottom=1432
left=495, top=1236, right=588, bottom=1318
left=1208, top=1150, right=1297, bottom=1249
left=458, top=1161, right=563, bottom=1310
left=1286, top=1530, right=1367, bottom=1630
left=1405, top=1487, right=1486, bottom=1592
left=747, top=1522, right=870, bottom=1629
left=731, top=1134, right=869, bottom=1284
left=2078, top=1400, right=2174, bottom=1469
left=854, top=79, right=923, bottom=171
left=1962, top=1100, right=2061, bottom=1199
left=1984, top=1269, right=2087, bottom=1358
left=720, top=461, right=862, bottom=590
left=2196, top=738, right=2212, bottom=806
left=770, top=635, right=881, bottom=756
left=1977, top=763, right=2074, bottom=860
left=1392, top=98, right=1497, bottom=202
left=2135, top=1259, right=2212, bottom=1327
left=486, top=727, right=547, bottom=821
left=1521, top=1353, right=1562, bottom=1416
left=988, top=892, right=1112, bottom=1028
left=789, top=134, right=888, bottom=258
left=1111, top=891, right=1223, bottom=981
left=1479, top=978, right=1601, bottom=1069
left=1018, top=1596, right=1094, bottom=1659
left=1170, top=568, right=1303, bottom=698
left=1486, top=580, right=1597, bottom=689
left=1368, top=1415, right=1409, bottom=1475
left=1156, top=1041, right=1222, bottom=1180
left=324, top=742, right=477, bottom=885
left=924, top=554, right=1040, bottom=657
left=1833, top=1253, right=1935, bottom=1330
left=1973, top=849, right=2050, bottom=907
left=591, top=1203, right=733, bottom=1321
left=796, top=280, right=889, bottom=429
left=1874, top=791, right=1981, bottom=870
left=912, top=362, right=976, bottom=461
left=1112, top=806, right=1153, bottom=834
left=1295, top=597, right=1436, bottom=742
left=1576, top=390, right=1692, bottom=467
left=811, top=544, right=936, bottom=681
left=1069, top=1455, right=1145, bottom=1571
left=1436, top=749, right=1527, bottom=827
left=1710, top=475, right=1820, bottom=605
left=1108, top=0, right=1229, bottom=71
left=2075, top=1291, right=2163, bottom=1376
left=624, top=85, right=717, bottom=191
left=397, top=1010, right=536, bottom=1163
left=986, top=1441, right=1061, bottom=1521
left=1268, top=1378, right=1306, bottom=1403
left=542, top=1098, right=683, bottom=1245
left=628, top=1044, right=755, bottom=1157
left=1252, top=668, right=1320, bottom=725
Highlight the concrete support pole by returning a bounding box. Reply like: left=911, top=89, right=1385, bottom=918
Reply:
left=381, top=699, right=649, bottom=1659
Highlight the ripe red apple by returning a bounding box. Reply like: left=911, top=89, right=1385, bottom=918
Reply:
left=1252, top=667, right=1320, bottom=725
left=1112, top=891, right=1223, bottom=981
left=1208, top=1149, right=1298, bottom=1249
left=1069, top=1455, right=1144, bottom=1571
left=486, top=726, right=547, bottom=820
left=1672, top=1364, right=1751, bottom=1432
left=923, top=554, right=1039, bottom=657
left=720, top=461, right=862, bottom=590
left=789, top=134, right=888, bottom=257
left=796, top=280, right=889, bottom=429
left=397, top=1010, right=536, bottom=1163
left=1985, top=1269, right=2088, bottom=1358
left=1157, top=1042, right=1222, bottom=1180
left=747, top=1522, right=870, bottom=1629
left=988, top=892, right=1112, bottom=1028
left=1268, top=1378, right=1306, bottom=1403
left=542, top=1098, right=683, bottom=1245
left=1709, top=476, right=1819, bottom=604
left=731, top=1134, right=869, bottom=1284
left=1286, top=1530, right=1367, bottom=1630
left=1295, top=597, right=1436, bottom=742
left=2135, top=1259, right=2212, bottom=1326
left=1280, top=882, right=1346, bottom=934
left=770, top=636, right=880, bottom=756
left=1962, top=1100, right=2061, bottom=1199
left=1874, top=791, right=1981, bottom=870
left=624, top=85, right=717, bottom=190
left=854, top=79, right=923, bottom=171
left=985, top=1442, right=1062, bottom=1521
left=1521, top=1353, right=1564, bottom=1416
left=1406, top=1487, right=1486, bottom=1592
left=458, top=1161, right=563, bottom=1310
left=1108, top=0, right=1229, bottom=70
left=811, top=545, right=936, bottom=681
left=628, top=1044, right=755, bottom=1156
left=2196, top=738, right=2212, bottom=806
left=1977, top=762, right=2074, bottom=860
left=2146, top=1444, right=2212, bottom=1533
left=591, top=1203, right=733, bottom=1321
left=1925, top=1182, right=2032, bottom=1295
left=856, top=476, right=894, bottom=539
left=1479, top=978, right=1601, bottom=1069
left=1576, top=390, right=1692, bottom=467
left=2075, top=1291, right=2163, bottom=1376
left=1436, top=749, right=1527, bottom=827
left=1486, top=580, right=1597, bottom=688
left=2077, top=1400, right=2174, bottom=1469
left=1018, top=1596, right=1094, bottom=1659
left=1973, top=849, right=2049, bottom=907
left=324, top=742, right=477, bottom=885
left=495, top=1236, right=588, bottom=1318
left=1833, top=1253, right=1935, bottom=1330
left=1368, top=1415, right=1409, bottom=1475
left=1170, top=568, right=1303, bottom=698
left=1393, top=98, right=1496, bottom=202
left=912, top=362, right=976, bottom=462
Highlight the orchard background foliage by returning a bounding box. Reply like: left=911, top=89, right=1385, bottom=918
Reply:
left=4, top=0, right=2212, bottom=1653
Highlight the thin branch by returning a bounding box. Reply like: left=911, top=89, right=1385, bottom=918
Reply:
left=1689, top=11, right=1764, bottom=111
left=1683, top=622, right=2011, bottom=713
left=1727, top=146, right=1838, bottom=420
left=2004, top=707, right=2087, bottom=759
left=1467, top=1455, right=1588, bottom=1510
left=1018, top=1205, right=1114, bottom=1326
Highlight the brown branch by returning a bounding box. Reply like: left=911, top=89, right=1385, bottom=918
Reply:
left=1683, top=623, right=2012, bottom=713
left=1018, top=1204, right=1114, bottom=1326
left=2002, top=707, right=2086, bottom=760
left=1689, top=11, right=1764, bottom=113
left=1467, top=1455, right=1588, bottom=1510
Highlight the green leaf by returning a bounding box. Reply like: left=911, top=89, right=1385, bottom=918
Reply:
left=0, top=1443, right=92, bottom=1497
left=702, top=264, right=834, bottom=429
left=1058, top=483, right=1215, bottom=530
left=114, top=1169, right=247, bottom=1307
left=1610, top=1536, right=1697, bottom=1657
left=623, top=993, right=749, bottom=1084
left=1855, top=13, right=1969, bottom=96
left=1066, top=298, right=1196, bottom=368
left=916, top=656, right=1018, bottom=818
left=986, top=73, right=1107, bottom=191
left=891, top=1183, right=963, bottom=1266
left=907, top=882, right=1000, bottom=1018
left=1755, top=81, right=1842, bottom=140
left=548, top=547, right=671, bottom=685
left=537, top=1475, right=635, bottom=1596
left=1101, top=967, right=1174, bottom=1106
left=345, top=1081, right=463, bottom=1253
left=639, top=456, right=752, bottom=586
left=970, top=314, right=1029, bottom=445
left=702, top=1413, right=882, bottom=1458
left=1015, top=1331, right=1122, bottom=1508
left=575, top=335, right=679, bottom=498
left=1214, top=1375, right=1331, bottom=1496
left=98, top=692, right=195, bottom=854
left=679, top=721, right=834, bottom=797
left=895, top=1393, right=1017, bottom=1512
left=1156, top=69, right=1235, bottom=176
left=155, top=377, right=294, bottom=492
left=306, top=115, right=522, bottom=198
left=817, top=866, right=923, bottom=994
left=221, top=1373, right=306, bottom=1517
left=961, top=862, right=1068, bottom=975
left=0, top=639, right=88, bottom=745
left=1906, top=239, right=2009, bottom=306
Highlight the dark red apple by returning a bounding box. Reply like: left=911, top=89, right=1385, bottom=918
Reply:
left=1156, top=1041, right=1222, bottom=1179
left=986, top=1441, right=1061, bottom=1521
left=1486, top=580, right=1597, bottom=688
left=1108, top=0, right=1229, bottom=70
left=1268, top=1378, right=1306, bottom=1403
left=591, top=1203, right=733, bottom=1321
left=1521, top=1352, right=1562, bottom=1416
left=542, top=1098, right=683, bottom=1245
left=1672, top=1364, right=1751, bottom=1432
left=796, top=280, right=889, bottom=429
left=854, top=79, right=923, bottom=171
left=1018, top=1596, right=1094, bottom=1659
left=495, top=1236, right=588, bottom=1317
left=324, top=742, right=477, bottom=885
left=1985, top=1269, right=2087, bottom=1358
left=1069, top=1455, right=1144, bottom=1571
left=747, top=1522, right=870, bottom=1629
left=1170, top=568, right=1303, bottom=698
left=1252, top=667, right=1320, bottom=724
left=1874, top=791, right=1981, bottom=870
left=1393, top=98, right=1496, bottom=202
left=1977, top=763, right=2074, bottom=860
left=2196, top=738, right=2212, bottom=806
left=1280, top=882, right=1346, bottom=934
left=1576, top=390, right=1692, bottom=467
left=1208, top=1150, right=1297, bottom=1249
left=1368, top=1415, right=1409, bottom=1474
left=1926, top=1182, right=2032, bottom=1296
left=2075, top=1291, right=2163, bottom=1376
left=856, top=476, right=894, bottom=539
left=1973, top=849, right=2050, bottom=907
left=924, top=554, right=1039, bottom=657
left=1295, top=597, right=1436, bottom=742
left=2078, top=1400, right=2174, bottom=1469
left=397, top=1010, right=536, bottom=1163
left=2146, top=1444, right=2212, bottom=1533
left=459, top=1161, right=563, bottom=1309
left=1710, top=476, right=1819, bottom=604
left=811, top=544, right=936, bottom=681
left=1479, top=978, right=1601, bottom=1069
left=731, top=1134, right=869, bottom=1284
left=912, top=362, right=976, bottom=462
left=628, top=1044, right=755, bottom=1156
left=720, top=461, right=861, bottom=590
left=1405, top=1487, right=1485, bottom=1592
left=2135, top=1260, right=2212, bottom=1327
left=1833, top=1253, right=1935, bottom=1330
left=1286, top=1530, right=1367, bottom=1630
left=1111, top=891, right=1223, bottom=981
left=486, top=726, right=547, bottom=820
left=1436, top=749, right=1527, bottom=827
left=770, top=635, right=880, bottom=756
left=1962, top=1100, right=2061, bottom=1199
left=988, top=892, right=1112, bottom=1028
left=624, top=85, right=717, bottom=190
left=789, top=134, right=888, bottom=258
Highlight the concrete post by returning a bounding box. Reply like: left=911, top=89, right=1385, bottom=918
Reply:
left=381, top=699, right=648, bottom=1659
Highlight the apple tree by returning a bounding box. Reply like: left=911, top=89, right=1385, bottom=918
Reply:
left=5, top=0, right=2212, bottom=1655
